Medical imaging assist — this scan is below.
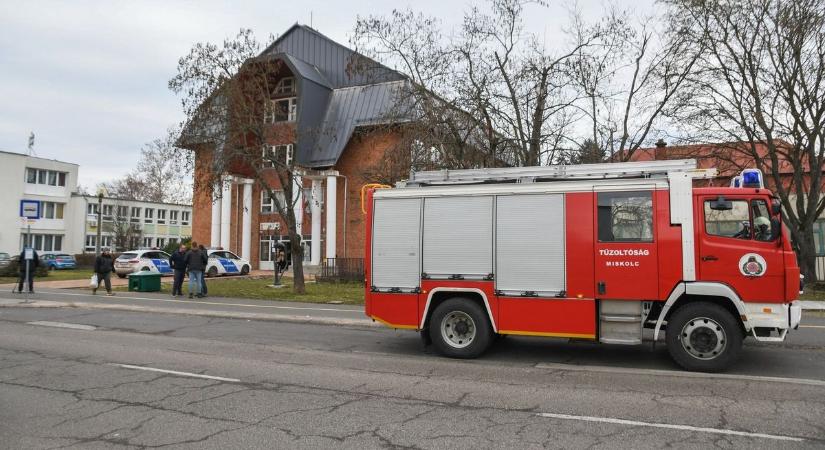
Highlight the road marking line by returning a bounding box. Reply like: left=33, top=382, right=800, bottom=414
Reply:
left=535, top=362, right=825, bottom=387
left=27, top=321, right=96, bottom=331
left=112, top=364, right=240, bottom=382
left=536, top=413, right=803, bottom=442
left=28, top=291, right=362, bottom=314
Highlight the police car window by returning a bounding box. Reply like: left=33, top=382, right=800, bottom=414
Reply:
left=597, top=191, right=654, bottom=242
left=225, top=252, right=239, bottom=259
left=211, top=251, right=224, bottom=258
left=751, top=199, right=774, bottom=241
left=704, top=200, right=750, bottom=238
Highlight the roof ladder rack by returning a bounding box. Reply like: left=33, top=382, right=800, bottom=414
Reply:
left=403, top=159, right=717, bottom=186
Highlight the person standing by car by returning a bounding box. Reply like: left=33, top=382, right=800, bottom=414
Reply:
left=184, top=241, right=207, bottom=299
left=16, top=248, right=39, bottom=293
left=92, top=249, right=115, bottom=296
left=169, top=244, right=188, bottom=297
left=198, top=244, right=209, bottom=297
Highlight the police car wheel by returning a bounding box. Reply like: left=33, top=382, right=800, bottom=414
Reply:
left=140, top=267, right=150, bottom=271
left=429, top=298, right=493, bottom=359
left=116, top=273, right=127, bottom=279
left=207, top=266, right=218, bottom=278
left=666, top=302, right=743, bottom=372
left=241, top=265, right=250, bottom=275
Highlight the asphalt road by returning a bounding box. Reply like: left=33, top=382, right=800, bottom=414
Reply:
left=0, top=299, right=823, bottom=448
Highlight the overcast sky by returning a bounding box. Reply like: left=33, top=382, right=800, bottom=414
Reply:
left=0, top=0, right=654, bottom=190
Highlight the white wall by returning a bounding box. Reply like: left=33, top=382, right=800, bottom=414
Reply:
left=0, top=151, right=78, bottom=254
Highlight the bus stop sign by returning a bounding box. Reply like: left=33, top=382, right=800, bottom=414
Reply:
left=20, top=200, right=40, bottom=219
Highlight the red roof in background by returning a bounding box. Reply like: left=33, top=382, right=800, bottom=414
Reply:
left=625, top=141, right=802, bottom=178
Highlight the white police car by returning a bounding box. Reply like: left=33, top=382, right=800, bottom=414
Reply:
left=206, top=250, right=251, bottom=277
left=114, top=249, right=174, bottom=278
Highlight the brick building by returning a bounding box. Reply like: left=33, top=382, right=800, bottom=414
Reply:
left=187, top=24, right=412, bottom=270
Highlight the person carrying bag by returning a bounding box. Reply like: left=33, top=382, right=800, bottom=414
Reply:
left=92, top=249, right=115, bottom=296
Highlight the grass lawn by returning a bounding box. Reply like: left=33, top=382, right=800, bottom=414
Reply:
left=799, top=290, right=825, bottom=301
left=115, top=276, right=366, bottom=305
left=0, top=268, right=95, bottom=284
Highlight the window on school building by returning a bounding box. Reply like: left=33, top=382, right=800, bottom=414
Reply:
left=144, top=208, right=154, bottom=223
left=261, top=190, right=286, bottom=214
left=181, top=211, right=190, bottom=225
left=23, top=234, right=63, bottom=252
left=262, top=144, right=294, bottom=168
left=40, top=202, right=64, bottom=219
left=87, top=203, right=99, bottom=215
left=102, top=204, right=114, bottom=221
left=169, top=210, right=179, bottom=224
left=117, top=205, right=129, bottom=218
left=25, top=168, right=67, bottom=187
left=131, top=207, right=141, bottom=223
left=597, top=191, right=654, bottom=242
left=143, top=237, right=154, bottom=248
left=264, top=97, right=297, bottom=123
left=157, top=209, right=166, bottom=224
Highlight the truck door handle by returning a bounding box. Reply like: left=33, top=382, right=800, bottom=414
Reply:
left=702, top=255, right=718, bottom=262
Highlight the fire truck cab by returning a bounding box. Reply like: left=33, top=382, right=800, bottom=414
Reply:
left=364, top=159, right=802, bottom=372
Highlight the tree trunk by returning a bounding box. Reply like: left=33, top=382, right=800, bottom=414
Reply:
left=793, top=226, right=818, bottom=286
left=289, top=232, right=306, bottom=294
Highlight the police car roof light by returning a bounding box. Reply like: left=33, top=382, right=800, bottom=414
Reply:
left=741, top=169, right=764, bottom=188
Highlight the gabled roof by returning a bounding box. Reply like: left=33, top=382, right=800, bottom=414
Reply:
left=260, top=24, right=411, bottom=168
left=263, top=24, right=405, bottom=89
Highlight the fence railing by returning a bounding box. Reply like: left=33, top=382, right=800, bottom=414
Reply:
left=318, top=258, right=365, bottom=282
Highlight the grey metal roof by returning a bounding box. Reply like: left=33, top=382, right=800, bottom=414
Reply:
left=298, top=80, right=413, bottom=167
left=264, top=24, right=405, bottom=88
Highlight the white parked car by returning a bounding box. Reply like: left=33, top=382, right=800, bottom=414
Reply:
left=114, top=249, right=173, bottom=278
left=206, top=250, right=251, bottom=277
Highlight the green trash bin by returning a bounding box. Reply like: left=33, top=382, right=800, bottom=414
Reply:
left=128, top=271, right=162, bottom=292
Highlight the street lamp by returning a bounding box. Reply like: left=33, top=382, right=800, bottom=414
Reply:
left=95, top=190, right=104, bottom=256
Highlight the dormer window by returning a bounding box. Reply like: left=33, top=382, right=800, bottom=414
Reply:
left=264, top=97, right=297, bottom=123
left=274, top=77, right=296, bottom=95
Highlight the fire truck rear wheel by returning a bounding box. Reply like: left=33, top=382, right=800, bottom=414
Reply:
left=429, top=298, right=493, bottom=359
left=666, top=302, right=743, bottom=372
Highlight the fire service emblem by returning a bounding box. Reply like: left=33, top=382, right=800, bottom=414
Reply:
left=738, top=253, right=767, bottom=277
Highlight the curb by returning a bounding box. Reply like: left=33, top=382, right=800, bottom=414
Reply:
left=800, top=300, right=825, bottom=311
left=0, top=299, right=381, bottom=329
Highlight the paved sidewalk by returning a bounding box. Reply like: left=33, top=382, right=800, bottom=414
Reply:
left=800, top=300, right=825, bottom=311
left=0, top=287, right=373, bottom=328
left=0, top=269, right=276, bottom=290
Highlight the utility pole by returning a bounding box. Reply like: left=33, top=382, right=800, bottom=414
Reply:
left=95, top=191, right=103, bottom=256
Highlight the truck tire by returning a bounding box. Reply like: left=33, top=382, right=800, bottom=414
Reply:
left=666, top=301, right=743, bottom=372
left=429, top=298, right=493, bottom=359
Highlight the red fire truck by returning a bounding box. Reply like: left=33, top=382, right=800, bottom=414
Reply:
left=363, top=159, right=802, bottom=371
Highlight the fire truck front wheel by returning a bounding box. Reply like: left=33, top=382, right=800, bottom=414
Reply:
left=429, top=298, right=493, bottom=359
left=666, top=302, right=744, bottom=372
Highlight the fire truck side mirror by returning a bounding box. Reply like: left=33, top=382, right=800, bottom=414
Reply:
left=709, top=197, right=733, bottom=211
left=771, top=198, right=782, bottom=215
left=770, top=217, right=781, bottom=242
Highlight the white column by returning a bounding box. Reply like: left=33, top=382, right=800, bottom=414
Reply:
left=220, top=177, right=232, bottom=249
left=325, top=176, right=337, bottom=259
left=310, top=178, right=322, bottom=265
left=210, top=192, right=221, bottom=248
left=292, top=176, right=303, bottom=235
left=241, top=180, right=253, bottom=261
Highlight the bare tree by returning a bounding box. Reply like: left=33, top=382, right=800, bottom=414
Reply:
left=105, top=202, right=142, bottom=252
left=352, top=0, right=608, bottom=169
left=169, top=29, right=310, bottom=293
left=567, top=6, right=702, bottom=161
left=100, top=132, right=192, bottom=204
left=667, top=0, right=825, bottom=283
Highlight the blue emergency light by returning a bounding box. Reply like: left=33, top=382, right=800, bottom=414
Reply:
left=730, top=176, right=742, bottom=188
left=741, top=168, right=764, bottom=188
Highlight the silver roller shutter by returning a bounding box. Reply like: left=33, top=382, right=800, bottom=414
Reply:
left=371, top=198, right=422, bottom=291
left=423, top=196, right=493, bottom=278
left=496, top=194, right=565, bottom=295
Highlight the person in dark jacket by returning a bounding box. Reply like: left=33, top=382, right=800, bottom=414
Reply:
left=169, top=244, right=188, bottom=297
left=16, top=248, right=39, bottom=293
left=92, top=248, right=115, bottom=296
left=198, top=244, right=209, bottom=297
left=184, top=241, right=208, bottom=299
